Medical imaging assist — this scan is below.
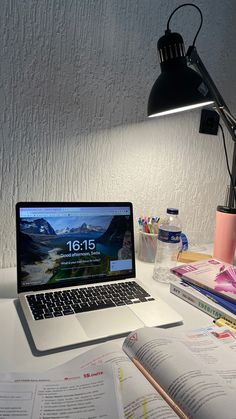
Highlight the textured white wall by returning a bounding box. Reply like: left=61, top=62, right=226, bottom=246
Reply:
left=0, top=0, right=236, bottom=268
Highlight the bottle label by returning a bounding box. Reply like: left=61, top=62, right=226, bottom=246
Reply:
left=158, top=229, right=181, bottom=243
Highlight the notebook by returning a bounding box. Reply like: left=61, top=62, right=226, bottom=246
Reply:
left=16, top=202, right=182, bottom=352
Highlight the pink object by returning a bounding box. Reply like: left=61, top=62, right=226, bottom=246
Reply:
left=213, top=206, right=236, bottom=264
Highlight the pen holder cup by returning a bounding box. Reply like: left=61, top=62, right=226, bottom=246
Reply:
left=137, top=231, right=158, bottom=263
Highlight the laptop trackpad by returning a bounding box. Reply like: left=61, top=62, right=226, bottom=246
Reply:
left=76, top=307, right=144, bottom=338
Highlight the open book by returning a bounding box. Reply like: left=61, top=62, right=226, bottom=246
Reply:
left=1, top=325, right=236, bottom=418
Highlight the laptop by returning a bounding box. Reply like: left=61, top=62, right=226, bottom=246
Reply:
left=16, top=202, right=182, bottom=352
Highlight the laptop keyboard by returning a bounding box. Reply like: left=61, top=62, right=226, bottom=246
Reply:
left=26, top=281, right=155, bottom=320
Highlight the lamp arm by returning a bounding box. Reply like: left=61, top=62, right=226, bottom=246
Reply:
left=187, top=45, right=236, bottom=208
left=222, top=108, right=236, bottom=126
left=187, top=45, right=236, bottom=138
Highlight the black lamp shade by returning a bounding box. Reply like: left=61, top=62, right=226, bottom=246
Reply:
left=148, top=30, right=214, bottom=117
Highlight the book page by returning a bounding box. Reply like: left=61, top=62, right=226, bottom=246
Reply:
left=48, top=341, right=179, bottom=418
left=0, top=364, right=121, bottom=419
left=44, top=342, right=129, bottom=377
left=115, top=360, right=178, bottom=419
left=123, top=327, right=236, bottom=419
left=194, top=325, right=236, bottom=352
left=179, top=325, right=236, bottom=388
left=0, top=343, right=124, bottom=419
left=0, top=341, right=178, bottom=419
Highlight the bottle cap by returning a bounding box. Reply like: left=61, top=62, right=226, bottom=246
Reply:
left=167, top=208, right=179, bottom=215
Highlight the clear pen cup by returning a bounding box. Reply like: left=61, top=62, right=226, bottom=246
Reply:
left=137, top=231, right=158, bottom=263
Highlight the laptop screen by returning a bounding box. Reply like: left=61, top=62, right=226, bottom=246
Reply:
left=16, top=202, right=136, bottom=293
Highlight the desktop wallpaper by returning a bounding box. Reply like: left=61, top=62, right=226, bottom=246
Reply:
left=19, top=214, right=133, bottom=288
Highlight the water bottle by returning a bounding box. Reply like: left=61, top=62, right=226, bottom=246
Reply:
left=153, top=208, right=182, bottom=283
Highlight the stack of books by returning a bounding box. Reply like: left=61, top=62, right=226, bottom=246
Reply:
left=170, top=258, right=236, bottom=325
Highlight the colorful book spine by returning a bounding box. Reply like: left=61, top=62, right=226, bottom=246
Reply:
left=184, top=281, right=236, bottom=315
left=170, top=279, right=236, bottom=326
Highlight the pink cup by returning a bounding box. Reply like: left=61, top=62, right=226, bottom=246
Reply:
left=213, top=206, right=236, bottom=264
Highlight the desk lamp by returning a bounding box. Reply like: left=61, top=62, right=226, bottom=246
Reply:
left=148, top=3, right=236, bottom=263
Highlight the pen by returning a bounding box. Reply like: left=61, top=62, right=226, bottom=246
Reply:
left=148, top=221, right=153, bottom=234
left=138, top=216, right=160, bottom=234
left=213, top=317, right=236, bottom=333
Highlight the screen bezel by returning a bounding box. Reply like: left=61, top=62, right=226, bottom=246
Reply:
left=16, top=202, right=136, bottom=294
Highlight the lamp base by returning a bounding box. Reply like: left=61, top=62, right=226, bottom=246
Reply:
left=213, top=206, right=236, bottom=264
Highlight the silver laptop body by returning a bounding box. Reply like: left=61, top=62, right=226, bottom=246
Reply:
left=16, top=202, right=182, bottom=352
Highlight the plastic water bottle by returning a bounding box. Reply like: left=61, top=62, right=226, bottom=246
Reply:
left=153, top=208, right=182, bottom=283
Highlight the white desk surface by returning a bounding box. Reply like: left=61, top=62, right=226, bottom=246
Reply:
left=0, top=260, right=212, bottom=373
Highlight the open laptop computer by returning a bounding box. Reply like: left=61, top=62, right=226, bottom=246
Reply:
left=16, top=202, right=182, bottom=352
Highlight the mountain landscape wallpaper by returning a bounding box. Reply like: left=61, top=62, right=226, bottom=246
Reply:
left=19, top=215, right=133, bottom=287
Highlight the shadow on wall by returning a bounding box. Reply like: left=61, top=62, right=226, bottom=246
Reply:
left=0, top=0, right=159, bottom=143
